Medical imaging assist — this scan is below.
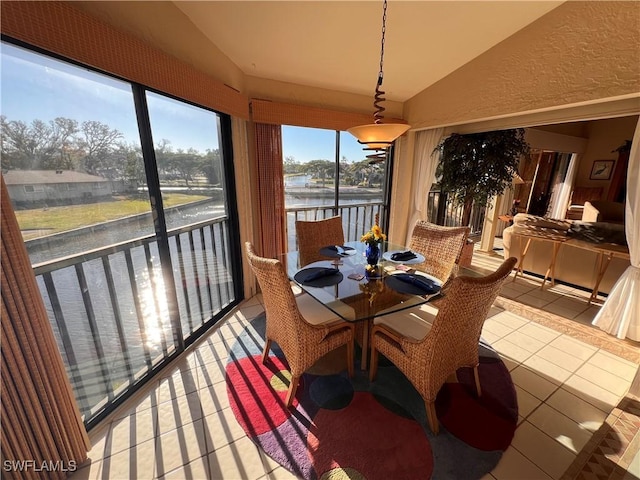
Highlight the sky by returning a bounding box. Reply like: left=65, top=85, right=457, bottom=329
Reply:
left=1, top=41, right=370, bottom=164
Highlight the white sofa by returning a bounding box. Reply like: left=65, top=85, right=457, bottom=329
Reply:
left=502, top=205, right=629, bottom=294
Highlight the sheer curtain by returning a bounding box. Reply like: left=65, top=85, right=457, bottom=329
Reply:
left=405, top=128, right=445, bottom=243
left=548, top=153, right=579, bottom=219
left=592, top=118, right=640, bottom=341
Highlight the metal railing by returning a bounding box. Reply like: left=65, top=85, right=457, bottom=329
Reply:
left=285, top=202, right=387, bottom=251
left=32, top=217, right=237, bottom=427
left=426, top=189, right=486, bottom=235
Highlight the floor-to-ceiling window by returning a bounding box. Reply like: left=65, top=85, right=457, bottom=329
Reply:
left=0, top=40, right=242, bottom=429
left=282, top=126, right=391, bottom=249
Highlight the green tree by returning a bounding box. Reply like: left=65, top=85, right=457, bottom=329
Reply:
left=434, top=129, right=530, bottom=226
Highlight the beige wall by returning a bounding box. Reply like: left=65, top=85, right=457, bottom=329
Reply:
left=404, top=1, right=640, bottom=130
left=575, top=116, right=639, bottom=198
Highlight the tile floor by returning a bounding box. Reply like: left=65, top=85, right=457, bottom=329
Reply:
left=70, top=248, right=640, bottom=480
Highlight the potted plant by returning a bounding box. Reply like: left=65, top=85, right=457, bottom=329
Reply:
left=434, top=128, right=531, bottom=227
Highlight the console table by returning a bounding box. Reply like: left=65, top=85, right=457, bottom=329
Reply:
left=564, top=238, right=631, bottom=304
left=511, top=230, right=630, bottom=302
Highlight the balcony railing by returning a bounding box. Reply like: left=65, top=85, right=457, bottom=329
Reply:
left=426, top=190, right=486, bottom=235
left=286, top=202, right=387, bottom=251
left=32, top=217, right=237, bottom=428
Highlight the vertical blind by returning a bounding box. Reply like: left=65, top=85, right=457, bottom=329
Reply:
left=1, top=176, right=90, bottom=479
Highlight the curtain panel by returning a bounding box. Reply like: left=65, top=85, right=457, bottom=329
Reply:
left=1, top=176, right=90, bottom=479
left=592, top=118, right=640, bottom=341
left=405, top=128, right=445, bottom=243
left=254, top=123, right=286, bottom=259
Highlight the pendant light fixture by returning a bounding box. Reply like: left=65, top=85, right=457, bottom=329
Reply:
left=347, top=0, right=410, bottom=151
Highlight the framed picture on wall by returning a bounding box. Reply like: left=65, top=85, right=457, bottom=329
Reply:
left=589, top=160, right=614, bottom=180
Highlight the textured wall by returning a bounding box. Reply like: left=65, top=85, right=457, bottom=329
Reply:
left=405, top=1, right=640, bottom=129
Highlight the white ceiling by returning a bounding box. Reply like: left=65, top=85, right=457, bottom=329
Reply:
left=174, top=1, right=564, bottom=102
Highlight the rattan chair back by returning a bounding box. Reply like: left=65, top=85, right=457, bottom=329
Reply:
left=244, top=242, right=355, bottom=406
left=408, top=221, right=470, bottom=282
left=295, top=216, right=344, bottom=267
left=418, top=256, right=517, bottom=401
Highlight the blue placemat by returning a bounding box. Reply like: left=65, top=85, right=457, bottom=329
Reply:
left=385, top=273, right=441, bottom=295
left=318, top=245, right=356, bottom=258
left=294, top=267, right=344, bottom=287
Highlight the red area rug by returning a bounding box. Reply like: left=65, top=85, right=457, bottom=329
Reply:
left=226, top=314, right=518, bottom=479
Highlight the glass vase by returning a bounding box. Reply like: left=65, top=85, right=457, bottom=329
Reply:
left=365, top=243, right=381, bottom=267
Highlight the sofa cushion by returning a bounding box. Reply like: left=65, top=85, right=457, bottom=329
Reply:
left=582, top=201, right=625, bottom=224
left=512, top=214, right=572, bottom=231
left=567, top=221, right=627, bottom=246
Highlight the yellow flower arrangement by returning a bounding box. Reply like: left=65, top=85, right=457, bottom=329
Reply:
left=361, top=224, right=387, bottom=246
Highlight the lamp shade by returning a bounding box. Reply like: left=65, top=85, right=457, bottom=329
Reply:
left=347, top=123, right=410, bottom=148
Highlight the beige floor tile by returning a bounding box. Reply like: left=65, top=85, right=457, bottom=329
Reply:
left=511, top=421, right=576, bottom=479
left=562, top=374, right=621, bottom=414
left=527, top=404, right=592, bottom=454
left=202, top=407, right=247, bottom=452
left=573, top=306, right=601, bottom=324
left=536, top=345, right=587, bottom=373
left=157, top=455, right=209, bottom=480
left=157, top=391, right=204, bottom=434
left=107, top=408, right=158, bottom=458
left=481, top=330, right=502, bottom=345
left=156, top=369, right=199, bottom=404
left=71, top=459, right=102, bottom=480
left=491, top=311, right=530, bottom=329
left=541, top=302, right=580, bottom=319
left=524, top=288, right=564, bottom=303
left=514, top=384, right=542, bottom=418
left=545, top=388, right=607, bottom=433
left=549, top=296, right=590, bottom=313
left=483, top=318, right=518, bottom=338
left=548, top=336, right=597, bottom=362
left=500, top=355, right=520, bottom=372
left=491, top=445, right=553, bottom=480
left=208, top=436, right=269, bottom=480
left=493, top=338, right=534, bottom=363
left=262, top=466, right=302, bottom=480
left=523, top=355, right=572, bottom=386
left=517, top=323, right=562, bottom=344
left=500, top=286, right=525, bottom=299
left=195, top=358, right=227, bottom=389
left=587, top=350, right=639, bottom=382
left=502, top=330, right=547, bottom=354
left=517, top=294, right=552, bottom=309
left=574, top=363, right=631, bottom=397
left=155, top=419, right=209, bottom=478
left=199, top=380, right=231, bottom=417
left=511, top=366, right=558, bottom=401
left=100, top=438, right=156, bottom=480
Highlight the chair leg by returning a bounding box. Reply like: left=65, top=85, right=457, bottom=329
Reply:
left=262, top=339, right=272, bottom=364
left=426, top=401, right=439, bottom=435
left=473, top=365, right=482, bottom=397
left=369, top=346, right=378, bottom=382
left=285, top=374, right=300, bottom=407
left=346, top=339, right=354, bottom=378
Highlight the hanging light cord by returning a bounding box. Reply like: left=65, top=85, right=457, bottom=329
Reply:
left=373, top=0, right=388, bottom=125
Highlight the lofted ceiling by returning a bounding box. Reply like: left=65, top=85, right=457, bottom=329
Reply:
left=75, top=1, right=564, bottom=103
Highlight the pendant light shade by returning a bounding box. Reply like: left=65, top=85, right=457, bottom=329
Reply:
left=348, top=0, right=410, bottom=151
left=347, top=123, right=411, bottom=149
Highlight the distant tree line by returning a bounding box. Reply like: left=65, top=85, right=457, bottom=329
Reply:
left=0, top=116, right=223, bottom=188
left=283, top=155, right=385, bottom=187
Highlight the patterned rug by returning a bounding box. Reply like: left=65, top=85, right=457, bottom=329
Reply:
left=225, top=314, right=519, bottom=480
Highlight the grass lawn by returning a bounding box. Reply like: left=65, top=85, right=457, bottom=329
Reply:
left=15, top=194, right=209, bottom=236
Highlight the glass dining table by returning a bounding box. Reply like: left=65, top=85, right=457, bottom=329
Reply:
left=281, top=241, right=444, bottom=369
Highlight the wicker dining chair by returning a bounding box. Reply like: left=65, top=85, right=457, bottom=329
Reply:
left=296, top=216, right=345, bottom=267
left=245, top=242, right=354, bottom=406
left=408, top=221, right=470, bottom=284
left=369, top=256, right=517, bottom=434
